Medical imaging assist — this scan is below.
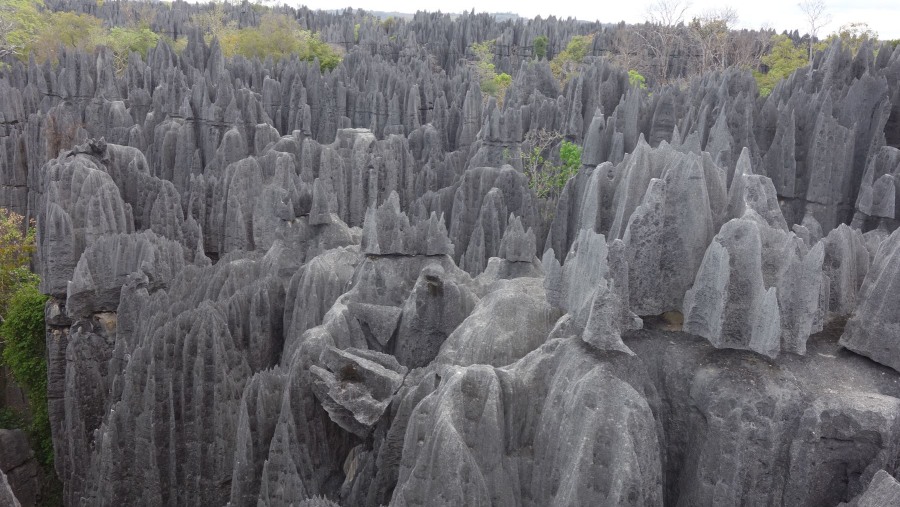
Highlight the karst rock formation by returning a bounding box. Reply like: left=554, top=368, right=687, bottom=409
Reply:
left=3, top=2, right=900, bottom=506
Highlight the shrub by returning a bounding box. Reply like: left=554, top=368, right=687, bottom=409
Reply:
left=550, top=34, right=594, bottom=82
left=533, top=35, right=548, bottom=59
left=0, top=0, right=44, bottom=60
left=827, top=22, right=877, bottom=55
left=215, top=13, right=342, bottom=70
left=29, top=10, right=104, bottom=64
left=754, top=34, right=809, bottom=96
left=522, top=131, right=582, bottom=200
left=628, top=69, right=647, bottom=89
left=1, top=283, right=50, bottom=468
left=0, top=209, right=37, bottom=320
left=103, top=26, right=160, bottom=73
left=469, top=40, right=512, bottom=104
left=0, top=209, right=51, bottom=470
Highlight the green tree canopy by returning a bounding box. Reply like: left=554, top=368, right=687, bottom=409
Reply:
left=754, top=34, right=809, bottom=96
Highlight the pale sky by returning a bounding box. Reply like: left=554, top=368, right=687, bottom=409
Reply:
left=285, top=0, right=900, bottom=40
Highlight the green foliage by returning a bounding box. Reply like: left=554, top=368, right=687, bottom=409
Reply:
left=161, top=35, right=188, bottom=55
left=550, top=34, right=594, bottom=82
left=213, top=13, right=342, bottom=70
left=0, top=407, right=25, bottom=429
left=533, top=34, right=548, bottom=59
left=24, top=10, right=103, bottom=64
left=754, top=35, right=809, bottom=96
left=826, top=22, right=878, bottom=55
left=354, top=23, right=360, bottom=43
left=0, top=209, right=52, bottom=472
left=105, top=27, right=159, bottom=59
left=0, top=0, right=44, bottom=60
left=526, top=139, right=582, bottom=200
left=381, top=16, right=396, bottom=33
left=5, top=1, right=338, bottom=72
left=1, top=283, right=50, bottom=468
left=0, top=209, right=37, bottom=321
left=469, top=39, right=512, bottom=104
left=628, top=69, right=647, bottom=89
left=103, top=27, right=160, bottom=73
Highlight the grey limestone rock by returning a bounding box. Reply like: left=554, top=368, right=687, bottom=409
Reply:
left=448, top=165, right=540, bottom=269
left=841, top=470, right=900, bottom=507
left=361, top=192, right=453, bottom=256
left=0, top=468, right=21, bottom=507
left=436, top=278, right=555, bottom=367
left=840, top=228, right=900, bottom=373
left=682, top=217, right=782, bottom=358
left=684, top=192, right=828, bottom=358
left=823, top=224, right=871, bottom=318
left=310, top=347, right=407, bottom=438
left=393, top=264, right=477, bottom=368
left=0, top=430, right=37, bottom=507
left=391, top=337, right=663, bottom=506
left=621, top=155, right=717, bottom=316
left=38, top=152, right=133, bottom=297
left=66, top=231, right=188, bottom=318
left=11, top=8, right=900, bottom=507
left=856, top=147, right=900, bottom=221
left=785, top=393, right=900, bottom=506
left=629, top=328, right=900, bottom=507
left=497, top=214, right=536, bottom=263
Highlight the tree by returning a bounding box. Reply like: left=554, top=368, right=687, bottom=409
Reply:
left=0, top=209, right=37, bottom=325
left=29, top=10, right=104, bottom=63
left=754, top=34, right=808, bottom=96
left=798, top=0, right=831, bottom=60
left=628, top=69, right=647, bottom=89
left=533, top=35, right=548, bottom=59
left=0, top=208, right=57, bottom=498
left=1, top=284, right=50, bottom=468
left=469, top=40, right=512, bottom=104
left=521, top=130, right=581, bottom=201
left=645, top=0, right=691, bottom=27
left=550, top=34, right=594, bottom=83
left=0, top=16, right=21, bottom=60
left=104, top=27, right=160, bottom=73
left=633, top=0, right=691, bottom=84
left=688, top=8, right=738, bottom=73
left=829, top=22, right=877, bottom=55
left=197, top=12, right=342, bottom=70
left=0, top=0, right=43, bottom=61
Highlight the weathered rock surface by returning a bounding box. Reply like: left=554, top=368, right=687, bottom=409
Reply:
left=840, top=228, right=900, bottom=372
left=0, top=468, right=21, bottom=507
left=0, top=430, right=38, bottom=507
left=3, top=4, right=900, bottom=506
left=841, top=470, right=900, bottom=507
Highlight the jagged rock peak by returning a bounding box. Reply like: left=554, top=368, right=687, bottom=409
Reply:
left=361, top=191, right=453, bottom=256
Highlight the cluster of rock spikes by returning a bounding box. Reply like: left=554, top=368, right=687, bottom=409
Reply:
left=2, top=3, right=900, bottom=506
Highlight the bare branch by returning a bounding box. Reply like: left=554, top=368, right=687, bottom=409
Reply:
left=798, top=0, right=831, bottom=59
left=645, top=0, right=692, bottom=27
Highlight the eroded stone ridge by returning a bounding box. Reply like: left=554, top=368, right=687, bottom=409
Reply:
left=1, top=5, right=900, bottom=506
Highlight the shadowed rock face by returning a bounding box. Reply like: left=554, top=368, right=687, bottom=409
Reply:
left=840, top=470, right=900, bottom=507
left=3, top=3, right=900, bottom=506
left=839, top=228, right=900, bottom=371
left=0, top=430, right=38, bottom=507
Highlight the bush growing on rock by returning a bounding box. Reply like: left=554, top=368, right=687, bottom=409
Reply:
left=218, top=13, right=342, bottom=69
left=754, top=34, right=809, bottom=96
left=533, top=34, right=549, bottom=59
left=469, top=39, right=513, bottom=103
left=551, top=34, right=594, bottom=82
left=1, top=284, right=50, bottom=468
left=0, top=210, right=36, bottom=320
